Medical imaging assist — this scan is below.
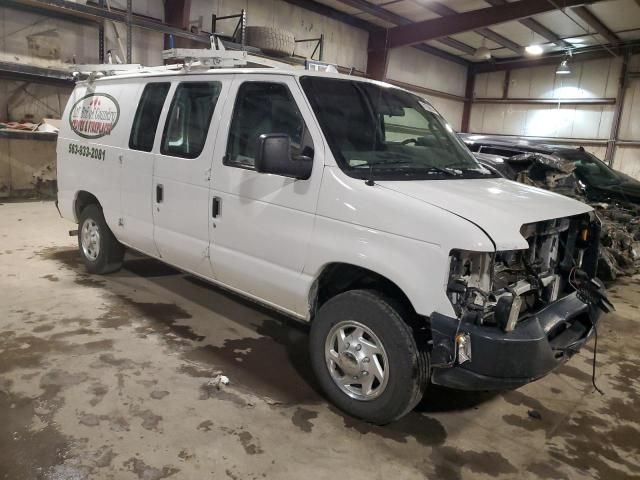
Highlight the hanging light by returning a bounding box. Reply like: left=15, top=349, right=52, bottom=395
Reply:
left=475, top=38, right=491, bottom=60
left=525, top=31, right=543, bottom=56
left=525, top=44, right=544, bottom=56
left=556, top=49, right=573, bottom=75
left=556, top=58, right=571, bottom=75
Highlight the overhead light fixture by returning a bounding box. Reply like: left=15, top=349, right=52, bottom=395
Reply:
left=556, top=59, right=571, bottom=75
left=525, top=44, right=544, bottom=56
left=556, top=49, right=573, bottom=75
left=474, top=38, right=491, bottom=60
left=525, top=31, right=543, bottom=56
left=475, top=45, right=491, bottom=60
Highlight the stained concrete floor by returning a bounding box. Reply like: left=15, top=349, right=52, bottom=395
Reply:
left=0, top=200, right=639, bottom=480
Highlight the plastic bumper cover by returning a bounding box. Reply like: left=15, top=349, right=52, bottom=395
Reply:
left=429, top=291, right=602, bottom=390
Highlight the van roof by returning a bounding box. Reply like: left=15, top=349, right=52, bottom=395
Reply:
left=80, top=67, right=410, bottom=93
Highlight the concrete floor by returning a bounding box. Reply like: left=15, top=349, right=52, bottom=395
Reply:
left=0, top=200, right=639, bottom=480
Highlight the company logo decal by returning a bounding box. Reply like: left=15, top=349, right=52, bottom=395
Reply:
left=69, top=93, right=120, bottom=139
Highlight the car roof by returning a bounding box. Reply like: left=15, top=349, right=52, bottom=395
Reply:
left=458, top=133, right=583, bottom=155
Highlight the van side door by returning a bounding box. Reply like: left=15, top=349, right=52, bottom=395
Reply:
left=120, top=82, right=171, bottom=256
left=152, top=78, right=230, bottom=277
left=209, top=75, right=324, bottom=316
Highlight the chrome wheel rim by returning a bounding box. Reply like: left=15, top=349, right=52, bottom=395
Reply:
left=325, top=320, right=389, bottom=401
left=81, top=218, right=100, bottom=261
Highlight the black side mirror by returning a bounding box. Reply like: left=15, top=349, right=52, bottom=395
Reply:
left=255, top=133, right=313, bottom=180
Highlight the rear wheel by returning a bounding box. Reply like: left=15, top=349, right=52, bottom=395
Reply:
left=310, top=289, right=428, bottom=424
left=78, top=204, right=124, bottom=274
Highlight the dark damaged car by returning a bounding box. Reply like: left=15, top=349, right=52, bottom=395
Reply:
left=463, top=134, right=640, bottom=280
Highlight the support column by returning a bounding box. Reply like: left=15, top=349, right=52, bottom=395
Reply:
left=605, top=50, right=630, bottom=166
left=367, top=32, right=390, bottom=81
left=461, top=68, right=476, bottom=133
left=164, top=0, right=193, bottom=50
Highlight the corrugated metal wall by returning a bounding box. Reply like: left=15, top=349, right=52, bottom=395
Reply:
left=386, top=47, right=467, bottom=130
left=616, top=54, right=640, bottom=179
left=190, top=0, right=368, bottom=72
left=471, top=57, right=620, bottom=139
left=469, top=55, right=640, bottom=179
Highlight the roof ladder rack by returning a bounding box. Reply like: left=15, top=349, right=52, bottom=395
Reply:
left=162, top=35, right=248, bottom=69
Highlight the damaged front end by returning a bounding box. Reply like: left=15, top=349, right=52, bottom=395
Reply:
left=430, top=212, right=614, bottom=391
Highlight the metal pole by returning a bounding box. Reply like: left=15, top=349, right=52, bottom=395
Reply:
left=461, top=68, right=476, bottom=133
left=241, top=9, right=246, bottom=47
left=605, top=50, right=630, bottom=166
left=98, top=0, right=104, bottom=62
left=319, top=33, right=324, bottom=61
left=126, top=0, right=132, bottom=63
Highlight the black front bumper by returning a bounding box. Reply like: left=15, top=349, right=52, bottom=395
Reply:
left=429, top=292, right=602, bottom=391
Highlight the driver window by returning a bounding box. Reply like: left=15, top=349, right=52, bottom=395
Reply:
left=225, top=81, right=313, bottom=169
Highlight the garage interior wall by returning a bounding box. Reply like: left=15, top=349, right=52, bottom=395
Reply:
left=386, top=47, right=467, bottom=130
left=469, top=54, right=640, bottom=180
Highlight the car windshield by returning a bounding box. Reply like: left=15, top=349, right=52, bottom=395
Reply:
left=300, top=77, right=493, bottom=180
left=560, top=150, right=621, bottom=187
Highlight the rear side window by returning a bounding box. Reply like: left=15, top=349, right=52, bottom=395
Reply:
left=129, top=83, right=170, bottom=152
left=478, top=146, right=523, bottom=157
left=161, top=82, right=222, bottom=159
left=225, top=82, right=312, bottom=169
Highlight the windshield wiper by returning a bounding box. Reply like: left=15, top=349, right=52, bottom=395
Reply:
left=423, top=166, right=461, bottom=176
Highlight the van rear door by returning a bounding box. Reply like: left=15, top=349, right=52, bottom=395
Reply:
left=120, top=81, right=171, bottom=256
left=152, top=77, right=231, bottom=277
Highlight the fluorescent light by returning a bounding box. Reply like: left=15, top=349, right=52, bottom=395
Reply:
left=525, top=44, right=544, bottom=56
left=556, top=59, right=571, bottom=75
left=474, top=46, right=491, bottom=60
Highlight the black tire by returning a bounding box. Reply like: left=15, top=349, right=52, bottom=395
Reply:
left=310, top=290, right=429, bottom=424
left=245, top=26, right=295, bottom=57
left=77, top=204, right=124, bottom=274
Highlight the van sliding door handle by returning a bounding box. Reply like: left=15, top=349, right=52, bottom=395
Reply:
left=212, top=197, right=221, bottom=218
left=156, top=184, right=164, bottom=203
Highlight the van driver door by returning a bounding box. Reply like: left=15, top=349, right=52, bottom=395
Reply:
left=208, top=74, right=324, bottom=316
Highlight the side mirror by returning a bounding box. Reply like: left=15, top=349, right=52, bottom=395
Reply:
left=255, top=133, right=313, bottom=180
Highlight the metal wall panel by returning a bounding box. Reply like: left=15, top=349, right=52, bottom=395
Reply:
left=386, top=46, right=468, bottom=97
left=619, top=78, right=640, bottom=141
left=190, top=0, right=369, bottom=71
left=613, top=146, right=640, bottom=179
left=0, top=6, right=163, bottom=66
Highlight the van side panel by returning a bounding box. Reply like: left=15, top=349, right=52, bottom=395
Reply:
left=304, top=167, right=496, bottom=319
left=57, top=80, right=143, bottom=235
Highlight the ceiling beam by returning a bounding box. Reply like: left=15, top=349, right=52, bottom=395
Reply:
left=280, top=0, right=382, bottom=33
left=472, top=42, right=640, bottom=73
left=423, top=1, right=523, bottom=55
left=483, top=0, right=573, bottom=49
left=571, top=6, right=620, bottom=44
left=333, top=0, right=476, bottom=55
left=372, top=0, right=594, bottom=50
left=283, top=0, right=468, bottom=65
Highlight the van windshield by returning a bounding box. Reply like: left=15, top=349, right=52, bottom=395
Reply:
left=300, top=76, right=493, bottom=180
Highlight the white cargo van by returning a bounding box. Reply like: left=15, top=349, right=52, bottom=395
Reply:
left=57, top=66, right=611, bottom=424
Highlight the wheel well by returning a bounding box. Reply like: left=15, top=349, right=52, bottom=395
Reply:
left=310, top=263, right=417, bottom=321
left=74, top=191, right=100, bottom=221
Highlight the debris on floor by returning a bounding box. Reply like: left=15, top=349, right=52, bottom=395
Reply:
left=207, top=374, right=230, bottom=390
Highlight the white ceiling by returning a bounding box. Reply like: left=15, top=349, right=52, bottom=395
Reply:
left=313, top=0, right=640, bottom=62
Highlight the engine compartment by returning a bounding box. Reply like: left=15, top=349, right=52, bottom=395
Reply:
left=447, top=213, right=600, bottom=331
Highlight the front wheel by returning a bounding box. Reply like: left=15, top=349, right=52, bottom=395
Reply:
left=78, top=204, right=124, bottom=274
left=310, top=290, right=428, bottom=424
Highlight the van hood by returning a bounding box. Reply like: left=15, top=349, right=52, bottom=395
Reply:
left=377, top=177, right=592, bottom=251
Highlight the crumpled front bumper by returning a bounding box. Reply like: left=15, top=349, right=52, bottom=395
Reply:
left=429, top=291, right=603, bottom=391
